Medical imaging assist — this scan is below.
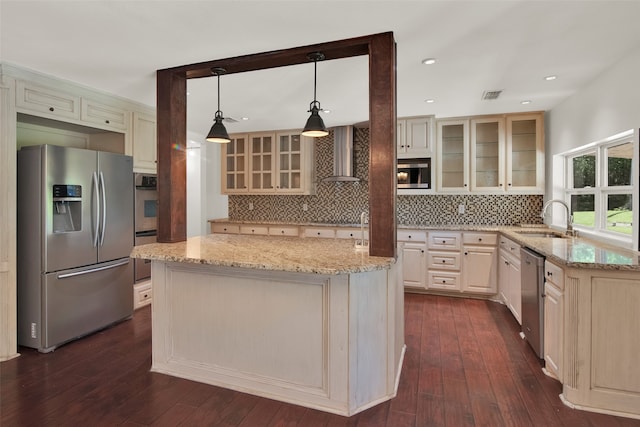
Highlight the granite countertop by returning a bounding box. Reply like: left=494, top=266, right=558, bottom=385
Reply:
left=130, top=234, right=395, bottom=275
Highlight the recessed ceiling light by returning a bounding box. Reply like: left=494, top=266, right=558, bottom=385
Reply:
left=544, top=75, right=557, bottom=81
left=425, top=99, right=435, bottom=103
left=241, top=117, right=249, bottom=121
left=521, top=100, right=532, bottom=105
left=421, top=58, right=436, bottom=65
left=323, top=109, right=331, bottom=114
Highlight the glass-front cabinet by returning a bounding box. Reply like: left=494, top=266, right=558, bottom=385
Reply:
left=249, top=133, right=276, bottom=192
left=436, top=119, right=469, bottom=192
left=471, top=117, right=505, bottom=192
left=222, top=135, right=249, bottom=193
left=221, top=130, right=315, bottom=195
left=506, top=114, right=544, bottom=192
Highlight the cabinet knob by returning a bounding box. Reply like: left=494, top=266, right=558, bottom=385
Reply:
left=464, top=252, right=468, bottom=255
left=547, top=271, right=552, bottom=276
left=317, top=232, right=321, bottom=236
left=442, top=240, right=446, bottom=244
left=442, top=280, right=446, bottom=283
left=508, top=183, right=512, bottom=186
left=105, top=120, right=110, bottom=124
left=442, top=259, right=446, bottom=263
left=49, top=107, right=54, bottom=112
left=478, top=238, right=482, bottom=242
left=421, top=249, right=424, bottom=253
left=408, top=235, right=412, bottom=239
left=464, top=184, right=467, bottom=187
left=281, top=230, right=285, bottom=234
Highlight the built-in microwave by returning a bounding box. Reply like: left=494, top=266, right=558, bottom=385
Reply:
left=397, top=158, right=431, bottom=189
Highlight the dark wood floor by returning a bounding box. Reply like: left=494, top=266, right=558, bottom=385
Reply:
left=2, top=294, right=640, bottom=426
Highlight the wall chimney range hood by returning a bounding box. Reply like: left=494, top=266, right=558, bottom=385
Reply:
left=322, top=126, right=360, bottom=182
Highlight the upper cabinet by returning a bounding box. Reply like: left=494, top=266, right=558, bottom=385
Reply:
left=16, top=80, right=81, bottom=121
left=506, top=114, right=544, bottom=192
left=436, top=112, right=544, bottom=194
left=221, top=130, right=314, bottom=195
left=397, top=116, right=433, bottom=158
left=436, top=119, right=469, bottom=192
left=132, top=112, right=157, bottom=173
left=81, top=98, right=128, bottom=132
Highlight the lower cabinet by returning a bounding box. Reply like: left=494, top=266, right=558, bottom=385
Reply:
left=543, top=260, right=564, bottom=380
left=462, top=232, right=498, bottom=294
left=133, top=281, right=152, bottom=309
left=426, top=231, right=463, bottom=291
left=498, top=235, right=522, bottom=324
left=398, top=230, right=427, bottom=290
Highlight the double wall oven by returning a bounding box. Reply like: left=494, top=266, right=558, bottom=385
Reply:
left=134, top=173, right=157, bottom=282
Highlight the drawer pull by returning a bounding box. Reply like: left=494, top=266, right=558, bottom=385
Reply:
left=49, top=107, right=54, bottom=112
left=442, top=280, right=446, bottom=283
left=442, top=240, right=446, bottom=244
left=442, top=259, right=446, bottom=263
left=478, top=238, right=482, bottom=242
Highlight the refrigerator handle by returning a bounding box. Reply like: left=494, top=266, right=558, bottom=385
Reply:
left=57, top=259, right=130, bottom=279
left=92, top=172, right=100, bottom=247
left=99, top=171, right=107, bottom=246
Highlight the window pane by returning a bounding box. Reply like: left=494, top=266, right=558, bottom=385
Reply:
left=570, top=194, right=595, bottom=227
left=606, top=194, right=632, bottom=235
left=607, top=142, right=633, bottom=186
left=572, top=153, right=595, bottom=188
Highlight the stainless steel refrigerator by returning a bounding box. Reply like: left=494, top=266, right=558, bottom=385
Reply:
left=17, top=145, right=134, bottom=353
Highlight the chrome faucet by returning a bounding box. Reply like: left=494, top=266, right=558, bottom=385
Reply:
left=541, top=199, right=576, bottom=236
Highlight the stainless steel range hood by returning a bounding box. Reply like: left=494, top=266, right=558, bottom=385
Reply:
left=322, top=125, right=360, bottom=182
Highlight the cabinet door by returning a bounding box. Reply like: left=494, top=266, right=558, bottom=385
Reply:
left=132, top=112, right=157, bottom=172
left=404, top=117, right=431, bottom=157
left=222, top=135, right=249, bottom=193
left=506, top=114, right=544, bottom=193
left=462, top=245, right=497, bottom=294
left=276, top=133, right=303, bottom=192
left=437, top=119, right=469, bottom=192
left=544, top=282, right=563, bottom=380
left=401, top=243, right=426, bottom=289
left=471, top=117, right=504, bottom=192
left=397, top=120, right=407, bottom=154
left=249, top=133, right=276, bottom=192
left=81, top=98, right=128, bottom=131
left=16, top=80, right=80, bottom=120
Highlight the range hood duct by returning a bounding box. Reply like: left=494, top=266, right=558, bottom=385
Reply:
left=322, top=125, right=360, bottom=182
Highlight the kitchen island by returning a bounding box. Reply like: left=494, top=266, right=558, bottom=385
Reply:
left=130, top=234, right=404, bottom=416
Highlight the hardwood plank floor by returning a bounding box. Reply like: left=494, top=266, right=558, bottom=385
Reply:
left=2, top=293, right=639, bottom=426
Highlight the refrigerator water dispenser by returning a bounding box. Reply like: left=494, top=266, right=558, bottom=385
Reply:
left=52, top=184, right=82, bottom=233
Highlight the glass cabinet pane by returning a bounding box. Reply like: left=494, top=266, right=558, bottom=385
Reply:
left=291, top=153, right=300, bottom=170
left=280, top=173, right=289, bottom=189
left=441, top=123, right=465, bottom=188
left=474, top=121, right=499, bottom=188
left=291, top=135, right=300, bottom=152
left=280, top=154, right=289, bottom=170
left=510, top=119, right=537, bottom=187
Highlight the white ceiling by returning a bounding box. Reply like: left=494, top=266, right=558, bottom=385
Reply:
left=3, top=1, right=640, bottom=138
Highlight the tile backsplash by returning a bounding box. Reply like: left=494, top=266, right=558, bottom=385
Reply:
left=228, top=127, right=544, bottom=225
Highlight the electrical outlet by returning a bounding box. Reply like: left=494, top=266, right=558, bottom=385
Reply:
left=248, top=202, right=254, bottom=211
left=302, top=203, right=308, bottom=211
left=458, top=203, right=465, bottom=214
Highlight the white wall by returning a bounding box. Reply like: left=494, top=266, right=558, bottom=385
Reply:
left=186, top=131, right=228, bottom=237
left=546, top=45, right=640, bottom=249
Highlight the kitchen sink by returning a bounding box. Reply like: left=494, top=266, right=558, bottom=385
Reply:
left=515, top=231, right=567, bottom=238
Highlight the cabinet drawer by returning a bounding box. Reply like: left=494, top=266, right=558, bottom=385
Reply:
left=428, top=232, right=462, bottom=250
left=81, top=98, right=128, bottom=130
left=240, top=225, right=269, bottom=235
left=16, top=80, right=80, bottom=120
left=427, top=250, right=461, bottom=270
left=499, top=235, right=521, bottom=259
left=427, top=271, right=461, bottom=291
left=133, top=282, right=152, bottom=309
left=336, top=228, right=369, bottom=240
left=463, top=232, right=497, bottom=246
left=544, top=260, right=564, bottom=290
left=211, top=223, right=240, bottom=234
left=303, top=228, right=336, bottom=238
left=397, top=230, right=427, bottom=243
left=269, top=226, right=299, bottom=236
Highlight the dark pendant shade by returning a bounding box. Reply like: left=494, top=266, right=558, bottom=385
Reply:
left=302, top=102, right=328, bottom=137
left=206, top=111, right=230, bottom=143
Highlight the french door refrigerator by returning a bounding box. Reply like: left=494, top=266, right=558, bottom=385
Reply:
left=17, top=145, right=134, bottom=353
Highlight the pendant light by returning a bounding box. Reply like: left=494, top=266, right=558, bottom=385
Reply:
left=206, top=67, right=231, bottom=143
left=302, top=52, right=329, bottom=138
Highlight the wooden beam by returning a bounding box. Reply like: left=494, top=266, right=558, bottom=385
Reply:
left=156, top=32, right=397, bottom=256
left=368, top=33, right=397, bottom=257
left=156, top=70, right=187, bottom=242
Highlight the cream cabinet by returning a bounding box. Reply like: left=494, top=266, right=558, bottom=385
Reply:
left=498, top=235, right=522, bottom=324
left=436, top=112, right=544, bottom=194
left=397, top=116, right=432, bottom=158
left=506, top=114, right=544, bottom=192
left=426, top=231, right=462, bottom=291
left=210, top=222, right=240, bottom=234
left=132, top=111, right=157, bottom=173
left=470, top=117, right=505, bottom=192
left=222, top=131, right=314, bottom=195
left=16, top=80, right=81, bottom=121
left=81, top=98, right=128, bottom=131
left=303, top=227, right=336, bottom=238
left=543, top=260, right=564, bottom=381
left=462, top=232, right=498, bottom=294
left=398, top=230, right=427, bottom=290
left=436, top=119, right=469, bottom=192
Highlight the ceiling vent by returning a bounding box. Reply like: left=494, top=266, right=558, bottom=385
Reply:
left=481, top=90, right=503, bottom=100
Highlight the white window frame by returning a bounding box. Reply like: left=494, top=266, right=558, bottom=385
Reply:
left=562, top=129, right=638, bottom=250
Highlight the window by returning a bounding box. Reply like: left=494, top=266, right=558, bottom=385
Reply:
left=564, top=131, right=635, bottom=244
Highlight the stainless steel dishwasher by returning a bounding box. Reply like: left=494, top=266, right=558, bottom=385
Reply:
left=521, top=247, right=545, bottom=359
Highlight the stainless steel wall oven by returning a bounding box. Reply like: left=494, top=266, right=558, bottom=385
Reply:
left=134, top=173, right=157, bottom=282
